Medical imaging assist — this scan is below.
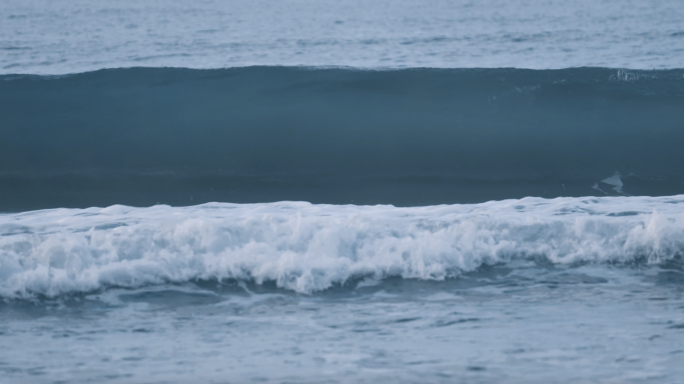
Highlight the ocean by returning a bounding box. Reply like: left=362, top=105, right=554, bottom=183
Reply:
left=1, top=1, right=684, bottom=383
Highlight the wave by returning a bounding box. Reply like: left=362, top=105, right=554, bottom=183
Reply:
left=1, top=67, right=684, bottom=211
left=1, top=196, right=683, bottom=298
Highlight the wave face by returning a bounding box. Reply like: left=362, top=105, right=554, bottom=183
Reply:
left=1, top=66, right=684, bottom=211
left=1, top=196, right=683, bottom=298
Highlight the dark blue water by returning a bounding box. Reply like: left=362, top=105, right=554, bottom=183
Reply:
left=2, top=67, right=684, bottom=211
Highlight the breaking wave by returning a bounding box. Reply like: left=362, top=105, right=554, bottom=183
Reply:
left=2, top=196, right=683, bottom=298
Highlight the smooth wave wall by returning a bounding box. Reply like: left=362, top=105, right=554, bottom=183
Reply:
left=2, top=67, right=684, bottom=211
left=1, top=196, right=684, bottom=298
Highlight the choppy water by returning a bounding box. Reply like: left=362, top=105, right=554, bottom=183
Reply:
left=2, top=0, right=684, bottom=383
left=2, top=268, right=683, bottom=384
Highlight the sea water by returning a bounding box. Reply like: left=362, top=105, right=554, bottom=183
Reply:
left=1, top=199, right=684, bottom=383
left=1, top=1, right=684, bottom=383
left=2, top=0, right=684, bottom=74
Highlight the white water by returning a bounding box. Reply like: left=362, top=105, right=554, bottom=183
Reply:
left=2, top=195, right=683, bottom=298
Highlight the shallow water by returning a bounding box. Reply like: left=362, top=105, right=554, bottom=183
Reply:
left=2, top=264, right=683, bottom=384
left=1, top=199, right=684, bottom=382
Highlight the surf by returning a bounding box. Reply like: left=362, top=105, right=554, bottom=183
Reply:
left=2, top=196, right=683, bottom=298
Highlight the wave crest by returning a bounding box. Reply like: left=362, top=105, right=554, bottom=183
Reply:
left=2, top=196, right=683, bottom=297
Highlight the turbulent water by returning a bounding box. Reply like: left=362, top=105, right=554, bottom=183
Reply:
left=3, top=196, right=684, bottom=298
left=2, top=1, right=684, bottom=383
left=2, top=198, right=684, bottom=383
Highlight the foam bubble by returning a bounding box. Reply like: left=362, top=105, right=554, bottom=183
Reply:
left=1, top=196, right=684, bottom=297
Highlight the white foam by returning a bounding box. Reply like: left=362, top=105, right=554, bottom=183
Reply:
left=1, top=196, right=684, bottom=297
left=601, top=173, right=625, bottom=194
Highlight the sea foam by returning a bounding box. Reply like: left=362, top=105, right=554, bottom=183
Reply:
left=2, top=196, right=683, bottom=298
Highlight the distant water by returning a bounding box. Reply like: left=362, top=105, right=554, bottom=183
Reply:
left=2, top=0, right=684, bottom=74
left=2, top=1, right=684, bottom=383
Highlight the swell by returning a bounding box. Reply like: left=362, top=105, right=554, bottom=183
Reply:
left=1, top=66, right=684, bottom=211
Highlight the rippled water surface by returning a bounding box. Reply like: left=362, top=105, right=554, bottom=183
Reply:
left=2, top=264, right=684, bottom=384
left=2, top=0, right=684, bottom=74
